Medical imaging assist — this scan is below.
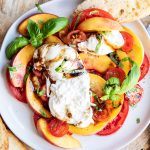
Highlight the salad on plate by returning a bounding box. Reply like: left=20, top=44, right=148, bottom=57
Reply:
left=5, top=3, right=149, bottom=149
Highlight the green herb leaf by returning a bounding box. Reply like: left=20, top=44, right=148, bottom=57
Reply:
left=119, top=63, right=140, bottom=94
left=136, top=118, right=140, bottom=124
left=95, top=34, right=102, bottom=53
left=35, top=3, right=43, bottom=12
left=42, top=17, right=68, bottom=38
left=73, top=13, right=81, bottom=30
left=100, top=95, right=110, bottom=101
left=27, top=19, right=43, bottom=47
left=36, top=89, right=45, bottom=96
left=8, top=66, right=17, bottom=72
left=108, top=52, right=120, bottom=66
left=107, top=77, right=120, bottom=86
left=24, top=66, right=33, bottom=83
left=39, top=109, right=47, bottom=117
left=101, top=77, right=121, bottom=101
left=6, top=37, right=29, bottom=59
left=29, top=36, right=43, bottom=48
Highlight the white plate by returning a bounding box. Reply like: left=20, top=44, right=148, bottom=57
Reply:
left=0, top=0, right=150, bottom=150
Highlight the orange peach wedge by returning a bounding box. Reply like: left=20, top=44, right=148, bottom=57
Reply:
left=10, top=45, right=35, bottom=87
left=26, top=76, right=51, bottom=118
left=37, top=118, right=81, bottom=148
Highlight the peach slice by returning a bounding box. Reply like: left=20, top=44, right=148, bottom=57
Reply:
left=10, top=45, right=35, bottom=87
left=69, top=95, right=124, bottom=135
left=44, top=35, right=64, bottom=45
left=77, top=17, right=123, bottom=32
left=79, top=53, right=116, bottom=73
left=26, top=76, right=51, bottom=118
left=116, top=50, right=131, bottom=75
left=37, top=118, right=81, bottom=148
left=18, top=13, right=58, bottom=36
left=89, top=73, right=106, bottom=97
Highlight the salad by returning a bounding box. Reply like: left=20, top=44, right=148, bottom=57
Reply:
left=5, top=6, right=149, bottom=149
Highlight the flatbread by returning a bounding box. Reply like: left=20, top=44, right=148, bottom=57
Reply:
left=8, top=130, right=32, bottom=150
left=75, top=0, right=150, bottom=23
left=0, top=117, right=8, bottom=150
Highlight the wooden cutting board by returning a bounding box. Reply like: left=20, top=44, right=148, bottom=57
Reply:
left=0, top=0, right=150, bottom=149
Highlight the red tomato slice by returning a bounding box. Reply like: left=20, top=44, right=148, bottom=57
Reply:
left=105, top=68, right=126, bottom=83
left=139, top=54, right=149, bottom=81
left=97, top=99, right=129, bottom=136
left=120, top=31, right=134, bottom=52
left=125, top=84, right=143, bottom=106
left=48, top=118, right=69, bottom=137
left=6, top=70, right=27, bottom=103
left=66, top=30, right=87, bottom=45
left=71, top=8, right=115, bottom=30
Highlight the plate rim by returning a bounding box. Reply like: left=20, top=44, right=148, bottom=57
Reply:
left=0, top=1, right=150, bottom=150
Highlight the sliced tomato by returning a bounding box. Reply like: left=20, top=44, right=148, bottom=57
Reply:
left=48, top=118, right=69, bottom=137
left=120, top=31, right=134, bottom=52
left=139, top=54, right=149, bottom=81
left=71, top=8, right=115, bottom=30
left=105, top=68, right=126, bottom=83
left=97, top=99, right=129, bottom=136
left=65, top=30, right=87, bottom=45
left=125, top=84, right=143, bottom=106
left=6, top=70, right=27, bottom=103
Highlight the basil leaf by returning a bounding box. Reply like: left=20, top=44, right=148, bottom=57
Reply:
left=27, top=19, right=43, bottom=47
left=106, top=77, right=120, bottom=86
left=8, top=66, right=17, bottom=72
left=108, top=52, right=120, bottom=66
left=42, top=17, right=68, bottom=38
left=6, top=37, right=29, bottom=59
left=35, top=3, right=43, bottom=12
left=100, top=95, right=110, bottom=101
left=119, top=63, right=140, bottom=94
left=30, top=35, right=43, bottom=48
left=36, top=89, right=45, bottom=96
left=27, top=19, right=41, bottom=37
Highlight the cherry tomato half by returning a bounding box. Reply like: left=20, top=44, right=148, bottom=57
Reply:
left=71, top=8, right=115, bottom=30
left=97, top=99, right=129, bottom=136
left=93, top=100, right=113, bottom=122
left=6, top=70, right=27, bottom=103
left=66, top=30, right=87, bottom=45
left=139, top=54, right=149, bottom=81
left=120, top=31, right=134, bottom=52
left=105, top=68, right=126, bottom=83
left=48, top=118, right=69, bottom=137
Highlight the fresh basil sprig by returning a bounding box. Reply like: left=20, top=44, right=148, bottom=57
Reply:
left=42, top=17, right=69, bottom=38
left=6, top=17, right=69, bottom=59
left=101, top=77, right=121, bottom=101
left=101, top=61, right=140, bottom=101
left=6, top=37, right=29, bottom=59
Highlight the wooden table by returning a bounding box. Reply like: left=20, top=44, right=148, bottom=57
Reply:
left=0, top=0, right=150, bottom=149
